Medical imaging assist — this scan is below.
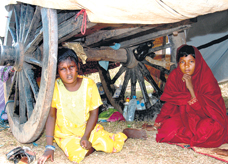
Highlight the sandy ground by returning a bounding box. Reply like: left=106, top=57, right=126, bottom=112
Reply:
left=0, top=83, right=228, bottom=164
left=0, top=121, right=227, bottom=164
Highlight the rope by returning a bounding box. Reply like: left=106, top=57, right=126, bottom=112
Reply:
left=0, top=100, right=14, bottom=131
left=75, top=9, right=87, bottom=35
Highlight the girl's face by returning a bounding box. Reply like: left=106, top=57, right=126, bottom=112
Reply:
left=179, top=54, right=195, bottom=76
left=58, top=58, right=79, bottom=85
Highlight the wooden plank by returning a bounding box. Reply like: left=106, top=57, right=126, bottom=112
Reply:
left=120, top=24, right=191, bottom=48
left=84, top=48, right=127, bottom=62
left=169, top=31, right=186, bottom=63
left=80, top=20, right=192, bottom=49
left=57, top=11, right=76, bottom=25
left=58, top=15, right=96, bottom=43
left=148, top=43, right=171, bottom=53
left=84, top=25, right=156, bottom=47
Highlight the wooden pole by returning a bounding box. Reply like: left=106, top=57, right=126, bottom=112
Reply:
left=168, top=30, right=186, bottom=64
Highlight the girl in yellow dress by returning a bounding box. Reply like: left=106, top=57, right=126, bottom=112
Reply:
left=38, top=48, right=147, bottom=164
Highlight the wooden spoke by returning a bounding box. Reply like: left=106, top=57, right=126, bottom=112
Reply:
left=7, top=72, right=17, bottom=100
left=13, top=73, right=19, bottom=114
left=22, top=70, right=34, bottom=119
left=13, top=5, right=20, bottom=42
left=24, top=28, right=43, bottom=54
left=111, top=66, right=126, bottom=84
left=23, top=63, right=39, bottom=100
left=130, top=68, right=137, bottom=98
left=24, top=56, right=42, bottom=67
left=19, top=72, right=27, bottom=124
left=138, top=62, right=162, bottom=96
left=24, top=7, right=41, bottom=47
left=135, top=66, right=152, bottom=109
left=9, top=27, right=17, bottom=44
left=119, top=69, right=131, bottom=100
left=142, top=60, right=170, bottom=75
left=21, top=5, right=35, bottom=43
left=4, top=9, right=13, bottom=46
left=19, top=4, right=27, bottom=42
left=24, top=49, right=42, bottom=67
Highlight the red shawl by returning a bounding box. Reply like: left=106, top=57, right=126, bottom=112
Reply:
left=155, top=45, right=228, bottom=147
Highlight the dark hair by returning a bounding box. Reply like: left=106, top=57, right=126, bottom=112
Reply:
left=177, top=45, right=195, bottom=62
left=57, top=48, right=79, bottom=68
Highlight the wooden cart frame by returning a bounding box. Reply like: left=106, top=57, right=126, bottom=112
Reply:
left=0, top=3, right=192, bottom=143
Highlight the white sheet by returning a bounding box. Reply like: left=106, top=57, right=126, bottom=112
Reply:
left=5, top=0, right=228, bottom=24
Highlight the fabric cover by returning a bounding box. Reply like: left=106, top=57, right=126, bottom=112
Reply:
left=187, top=10, right=228, bottom=83
left=5, top=0, right=228, bottom=24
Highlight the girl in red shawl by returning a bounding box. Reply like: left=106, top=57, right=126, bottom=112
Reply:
left=143, top=45, right=228, bottom=148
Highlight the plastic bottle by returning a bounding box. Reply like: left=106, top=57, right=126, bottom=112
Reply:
left=112, top=85, right=122, bottom=98
left=136, top=100, right=142, bottom=110
left=140, top=98, right=145, bottom=104
left=148, top=93, right=158, bottom=105
left=141, top=102, right=146, bottom=110
left=123, top=98, right=130, bottom=120
left=126, top=95, right=137, bottom=121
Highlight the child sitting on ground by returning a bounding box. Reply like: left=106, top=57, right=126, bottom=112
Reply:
left=38, top=48, right=147, bottom=164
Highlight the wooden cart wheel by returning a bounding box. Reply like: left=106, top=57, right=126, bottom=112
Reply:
left=1, top=4, right=58, bottom=143
left=98, top=45, right=170, bottom=118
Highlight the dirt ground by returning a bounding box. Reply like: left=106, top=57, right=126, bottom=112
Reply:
left=0, top=83, right=228, bottom=164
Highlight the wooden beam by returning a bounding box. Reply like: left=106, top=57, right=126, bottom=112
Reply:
left=82, top=19, right=192, bottom=48
left=58, top=15, right=97, bottom=43
left=148, top=43, right=171, bottom=53
left=84, top=25, right=156, bottom=47
left=84, top=48, right=127, bottom=63
left=120, top=24, right=191, bottom=48
left=168, top=31, right=186, bottom=63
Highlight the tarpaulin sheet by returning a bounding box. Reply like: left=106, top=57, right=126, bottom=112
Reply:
left=187, top=10, right=228, bottom=83
left=5, top=0, right=228, bottom=24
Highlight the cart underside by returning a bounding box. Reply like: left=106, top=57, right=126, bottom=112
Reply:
left=0, top=3, right=193, bottom=143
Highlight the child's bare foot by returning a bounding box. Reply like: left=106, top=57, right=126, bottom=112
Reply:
left=212, top=148, right=228, bottom=156
left=123, top=128, right=147, bottom=140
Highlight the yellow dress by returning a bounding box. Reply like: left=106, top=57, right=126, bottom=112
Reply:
left=51, top=76, right=127, bottom=163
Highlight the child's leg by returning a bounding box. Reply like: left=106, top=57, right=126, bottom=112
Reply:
left=123, top=128, right=147, bottom=140
left=90, top=124, right=127, bottom=153
left=56, top=137, right=89, bottom=163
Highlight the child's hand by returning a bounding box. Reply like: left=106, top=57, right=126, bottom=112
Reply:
left=80, top=136, right=92, bottom=150
left=182, top=74, right=194, bottom=91
left=38, top=149, right=54, bottom=164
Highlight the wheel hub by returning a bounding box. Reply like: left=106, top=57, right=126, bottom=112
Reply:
left=0, top=43, right=25, bottom=71
left=123, top=48, right=139, bottom=68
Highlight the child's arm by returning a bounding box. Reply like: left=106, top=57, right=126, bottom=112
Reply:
left=182, top=74, right=196, bottom=98
left=80, top=107, right=99, bottom=150
left=38, top=107, right=56, bottom=164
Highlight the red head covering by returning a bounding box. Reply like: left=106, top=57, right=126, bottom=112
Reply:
left=155, top=45, right=228, bottom=147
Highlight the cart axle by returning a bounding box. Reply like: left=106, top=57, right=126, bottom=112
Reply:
left=0, top=43, right=25, bottom=71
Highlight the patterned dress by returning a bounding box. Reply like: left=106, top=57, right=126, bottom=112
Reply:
left=52, top=76, right=127, bottom=163
left=0, top=66, right=12, bottom=120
